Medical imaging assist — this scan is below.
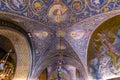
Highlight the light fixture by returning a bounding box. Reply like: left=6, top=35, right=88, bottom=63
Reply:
left=0, top=49, right=14, bottom=79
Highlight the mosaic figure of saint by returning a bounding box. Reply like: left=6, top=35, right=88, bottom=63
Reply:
left=93, top=0, right=105, bottom=5
left=110, top=29, right=120, bottom=72
left=89, top=58, right=102, bottom=79
left=91, top=31, right=120, bottom=76
left=97, top=32, right=120, bottom=71
left=88, top=42, right=103, bottom=79
left=13, top=0, right=24, bottom=8
left=48, top=1, right=67, bottom=23
left=53, top=4, right=67, bottom=23
left=33, top=1, right=42, bottom=12
left=72, top=2, right=81, bottom=11
left=93, top=0, right=100, bottom=5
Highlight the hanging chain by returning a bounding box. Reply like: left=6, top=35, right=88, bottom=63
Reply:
left=57, top=28, right=64, bottom=80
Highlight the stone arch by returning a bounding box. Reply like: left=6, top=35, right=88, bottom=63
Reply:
left=0, top=20, right=32, bottom=80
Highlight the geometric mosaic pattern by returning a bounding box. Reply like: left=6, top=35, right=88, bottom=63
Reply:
left=0, top=0, right=120, bottom=28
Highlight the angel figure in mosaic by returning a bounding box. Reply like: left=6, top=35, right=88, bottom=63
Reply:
left=97, top=31, right=120, bottom=74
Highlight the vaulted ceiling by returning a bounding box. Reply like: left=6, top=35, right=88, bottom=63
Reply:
left=0, top=0, right=120, bottom=80
left=0, top=0, right=119, bottom=27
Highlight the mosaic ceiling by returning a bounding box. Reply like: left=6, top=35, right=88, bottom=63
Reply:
left=0, top=0, right=120, bottom=79
left=0, top=0, right=120, bottom=27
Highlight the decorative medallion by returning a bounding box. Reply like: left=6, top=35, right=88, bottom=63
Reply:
left=27, top=9, right=34, bottom=18
left=116, top=0, right=120, bottom=7
left=87, top=0, right=110, bottom=10
left=47, top=1, right=68, bottom=23
left=6, top=0, right=28, bottom=12
left=56, top=30, right=66, bottom=37
left=34, top=31, right=48, bottom=39
left=30, top=0, right=43, bottom=15
left=71, top=0, right=86, bottom=14
left=70, top=30, right=85, bottom=40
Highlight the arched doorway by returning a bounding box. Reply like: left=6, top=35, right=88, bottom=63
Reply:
left=0, top=35, right=16, bottom=80
left=0, top=20, right=32, bottom=80
left=87, top=15, right=120, bottom=80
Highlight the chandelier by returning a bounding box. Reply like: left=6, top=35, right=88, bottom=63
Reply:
left=57, top=29, right=64, bottom=80
left=0, top=49, right=14, bottom=80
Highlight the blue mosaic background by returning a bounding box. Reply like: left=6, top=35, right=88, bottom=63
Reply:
left=0, top=0, right=120, bottom=27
